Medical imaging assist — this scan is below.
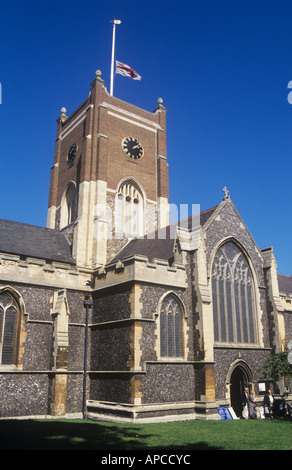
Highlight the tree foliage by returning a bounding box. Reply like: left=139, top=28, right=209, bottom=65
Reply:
left=263, top=350, right=292, bottom=382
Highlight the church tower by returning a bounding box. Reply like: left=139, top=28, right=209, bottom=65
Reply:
left=47, top=70, right=169, bottom=268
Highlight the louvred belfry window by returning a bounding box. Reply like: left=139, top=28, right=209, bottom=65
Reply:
left=116, top=181, right=144, bottom=237
left=60, top=182, right=78, bottom=228
left=211, top=241, right=258, bottom=345
left=0, top=292, right=20, bottom=365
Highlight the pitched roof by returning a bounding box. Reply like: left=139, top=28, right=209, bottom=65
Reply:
left=0, top=218, right=75, bottom=265
left=278, top=274, right=292, bottom=296
left=110, top=206, right=218, bottom=264
left=110, top=237, right=175, bottom=264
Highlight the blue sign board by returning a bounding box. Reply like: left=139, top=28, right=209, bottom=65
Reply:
left=218, top=407, right=232, bottom=420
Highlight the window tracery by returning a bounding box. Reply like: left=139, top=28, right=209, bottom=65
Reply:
left=211, top=241, right=258, bottom=344
left=160, top=295, right=183, bottom=358
left=0, top=291, right=20, bottom=365
left=116, top=181, right=144, bottom=237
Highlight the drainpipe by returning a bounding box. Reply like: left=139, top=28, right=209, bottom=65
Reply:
left=83, top=296, right=92, bottom=419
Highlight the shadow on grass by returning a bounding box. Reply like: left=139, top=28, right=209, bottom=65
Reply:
left=0, top=419, right=221, bottom=451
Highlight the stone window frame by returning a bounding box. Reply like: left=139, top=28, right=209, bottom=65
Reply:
left=60, top=181, right=78, bottom=229
left=155, top=292, right=188, bottom=361
left=115, top=177, right=146, bottom=237
left=211, top=238, right=260, bottom=347
left=0, top=286, right=26, bottom=370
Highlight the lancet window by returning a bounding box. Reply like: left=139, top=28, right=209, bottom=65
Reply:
left=0, top=291, right=20, bottom=365
left=160, top=295, right=183, bottom=358
left=60, top=182, right=78, bottom=228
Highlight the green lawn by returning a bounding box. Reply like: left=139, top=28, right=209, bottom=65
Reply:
left=0, top=418, right=291, bottom=451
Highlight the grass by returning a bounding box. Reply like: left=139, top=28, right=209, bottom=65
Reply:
left=0, top=418, right=291, bottom=451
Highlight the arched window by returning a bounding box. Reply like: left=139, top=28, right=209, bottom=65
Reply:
left=60, top=182, right=78, bottom=228
left=211, top=241, right=258, bottom=345
left=160, top=295, right=183, bottom=358
left=0, top=290, right=21, bottom=365
left=116, top=181, right=144, bottom=237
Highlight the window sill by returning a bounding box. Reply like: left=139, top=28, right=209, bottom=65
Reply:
left=214, top=343, right=271, bottom=350
left=148, top=358, right=190, bottom=364
left=0, top=365, right=20, bottom=371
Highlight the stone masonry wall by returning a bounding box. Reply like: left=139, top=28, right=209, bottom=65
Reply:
left=0, top=280, right=86, bottom=417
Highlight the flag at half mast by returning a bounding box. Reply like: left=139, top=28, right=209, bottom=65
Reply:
left=116, top=61, right=142, bottom=80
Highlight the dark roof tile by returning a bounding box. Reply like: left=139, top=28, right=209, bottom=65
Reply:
left=0, top=218, right=75, bottom=264
left=110, top=206, right=218, bottom=264
left=278, top=274, right=292, bottom=296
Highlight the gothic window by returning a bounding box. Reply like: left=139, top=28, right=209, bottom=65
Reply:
left=116, top=181, right=144, bottom=237
left=0, top=291, right=20, bottom=365
left=160, top=295, right=183, bottom=358
left=60, top=182, right=78, bottom=228
left=211, top=241, right=258, bottom=345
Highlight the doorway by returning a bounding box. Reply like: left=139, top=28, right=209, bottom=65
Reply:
left=229, top=361, right=253, bottom=417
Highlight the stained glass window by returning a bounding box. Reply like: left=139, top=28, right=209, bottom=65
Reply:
left=160, top=295, right=183, bottom=358
left=0, top=292, right=19, bottom=364
left=211, top=241, right=257, bottom=344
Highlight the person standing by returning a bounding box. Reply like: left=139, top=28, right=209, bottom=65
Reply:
left=263, top=389, right=274, bottom=419
left=249, top=391, right=257, bottom=418
left=241, top=386, right=249, bottom=419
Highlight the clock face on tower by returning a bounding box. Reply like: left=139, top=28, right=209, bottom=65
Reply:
left=122, top=137, right=144, bottom=160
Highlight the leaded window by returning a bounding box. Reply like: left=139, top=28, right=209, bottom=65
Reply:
left=0, top=291, right=19, bottom=364
left=211, top=241, right=257, bottom=344
left=160, top=295, right=183, bottom=358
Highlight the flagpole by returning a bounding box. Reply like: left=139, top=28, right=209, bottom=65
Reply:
left=110, top=18, right=121, bottom=96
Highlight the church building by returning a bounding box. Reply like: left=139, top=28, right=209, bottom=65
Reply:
left=0, top=70, right=291, bottom=421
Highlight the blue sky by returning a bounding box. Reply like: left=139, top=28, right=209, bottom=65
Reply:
left=0, top=0, right=291, bottom=275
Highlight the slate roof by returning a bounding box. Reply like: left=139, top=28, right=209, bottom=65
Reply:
left=278, top=274, right=292, bottom=296
left=0, top=218, right=75, bottom=265
left=110, top=237, right=176, bottom=264
left=110, top=206, right=218, bottom=264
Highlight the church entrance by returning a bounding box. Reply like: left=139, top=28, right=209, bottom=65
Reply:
left=229, top=361, right=253, bottom=417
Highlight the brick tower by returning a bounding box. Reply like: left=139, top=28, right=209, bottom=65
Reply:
left=47, top=70, right=169, bottom=268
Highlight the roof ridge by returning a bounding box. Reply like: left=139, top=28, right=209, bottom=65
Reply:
left=142, top=204, right=219, bottom=239
left=174, top=204, right=219, bottom=225
left=0, top=217, right=51, bottom=231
